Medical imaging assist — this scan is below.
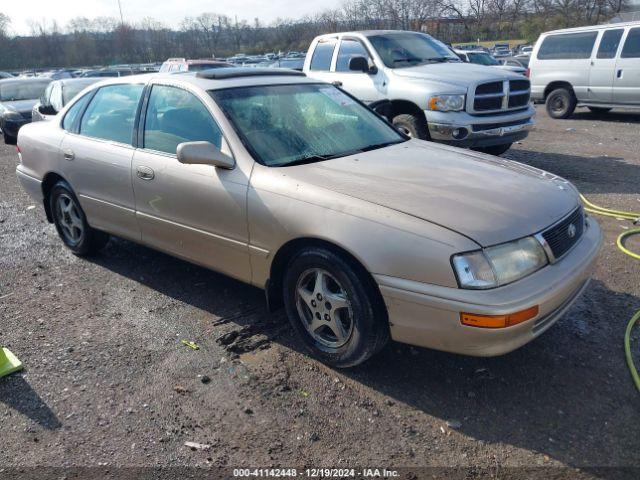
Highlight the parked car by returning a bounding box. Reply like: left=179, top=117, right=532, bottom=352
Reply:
left=269, top=58, right=305, bottom=71
left=455, top=49, right=527, bottom=75
left=15, top=68, right=602, bottom=366
left=32, top=78, right=101, bottom=122
left=0, top=72, right=13, bottom=79
left=519, top=46, right=534, bottom=56
left=530, top=21, right=640, bottom=118
left=159, top=58, right=233, bottom=73
left=0, top=78, right=52, bottom=144
left=80, top=69, right=131, bottom=78
left=304, top=30, right=535, bottom=156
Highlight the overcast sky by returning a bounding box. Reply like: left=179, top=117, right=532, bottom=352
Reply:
left=3, top=0, right=343, bottom=35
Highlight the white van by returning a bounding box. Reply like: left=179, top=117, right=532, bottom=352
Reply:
left=529, top=21, right=640, bottom=118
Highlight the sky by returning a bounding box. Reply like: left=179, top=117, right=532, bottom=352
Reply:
left=2, top=0, right=343, bottom=35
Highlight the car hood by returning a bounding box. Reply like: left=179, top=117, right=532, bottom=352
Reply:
left=2, top=99, right=38, bottom=114
left=284, top=140, right=579, bottom=247
left=392, top=62, right=521, bottom=89
left=493, top=65, right=526, bottom=73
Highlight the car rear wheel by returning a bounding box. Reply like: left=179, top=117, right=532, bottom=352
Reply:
left=473, top=143, right=512, bottom=156
left=545, top=88, right=576, bottom=119
left=392, top=113, right=429, bottom=140
left=283, top=247, right=389, bottom=368
left=50, top=181, right=109, bottom=256
left=588, top=107, right=612, bottom=114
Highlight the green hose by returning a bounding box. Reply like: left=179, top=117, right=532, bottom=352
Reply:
left=580, top=194, right=640, bottom=392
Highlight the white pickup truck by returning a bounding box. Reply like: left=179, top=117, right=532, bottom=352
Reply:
left=303, top=30, right=536, bottom=155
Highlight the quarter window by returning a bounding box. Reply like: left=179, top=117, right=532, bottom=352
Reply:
left=621, top=28, right=640, bottom=58
left=537, top=32, right=598, bottom=60
left=62, top=92, right=92, bottom=132
left=143, top=85, right=222, bottom=155
left=79, top=84, right=144, bottom=144
left=597, top=29, right=624, bottom=59
left=336, top=39, right=370, bottom=72
left=309, top=39, right=337, bottom=71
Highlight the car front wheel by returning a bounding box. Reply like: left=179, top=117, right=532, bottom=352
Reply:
left=283, top=247, right=389, bottom=368
left=546, top=88, right=576, bottom=119
left=50, top=181, right=109, bottom=256
left=392, top=113, right=429, bottom=140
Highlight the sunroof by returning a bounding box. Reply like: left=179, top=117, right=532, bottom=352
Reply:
left=196, top=67, right=306, bottom=80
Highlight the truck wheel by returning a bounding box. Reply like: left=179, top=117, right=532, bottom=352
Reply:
left=283, top=247, right=389, bottom=368
left=474, top=143, right=512, bottom=156
left=392, top=113, right=429, bottom=140
left=588, top=107, right=611, bottom=114
left=545, top=88, right=576, bottom=119
left=50, top=181, right=109, bottom=256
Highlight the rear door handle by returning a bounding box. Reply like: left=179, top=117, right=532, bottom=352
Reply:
left=617, top=69, right=623, bottom=78
left=63, top=149, right=75, bottom=161
left=136, top=166, right=155, bottom=181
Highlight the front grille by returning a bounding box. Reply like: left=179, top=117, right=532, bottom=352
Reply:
left=541, top=208, right=585, bottom=260
left=472, top=79, right=531, bottom=113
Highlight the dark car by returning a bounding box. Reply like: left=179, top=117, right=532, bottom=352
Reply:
left=32, top=78, right=100, bottom=122
left=0, top=78, right=52, bottom=144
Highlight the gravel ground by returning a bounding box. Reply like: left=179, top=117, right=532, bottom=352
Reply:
left=1, top=106, right=639, bottom=479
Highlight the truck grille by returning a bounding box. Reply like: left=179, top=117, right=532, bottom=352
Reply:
left=472, top=79, right=531, bottom=113
left=541, top=208, right=585, bottom=260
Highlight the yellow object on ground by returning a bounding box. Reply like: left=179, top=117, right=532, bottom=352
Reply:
left=580, top=195, right=640, bottom=392
left=0, top=347, right=23, bottom=378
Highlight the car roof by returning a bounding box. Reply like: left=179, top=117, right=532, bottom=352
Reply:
left=314, top=30, right=430, bottom=41
left=0, top=77, right=51, bottom=85
left=543, top=20, right=640, bottom=35
left=87, top=68, right=317, bottom=91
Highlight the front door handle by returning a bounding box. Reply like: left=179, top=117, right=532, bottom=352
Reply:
left=617, top=69, right=623, bottom=78
left=136, top=166, right=155, bottom=181
left=63, top=149, right=75, bottom=161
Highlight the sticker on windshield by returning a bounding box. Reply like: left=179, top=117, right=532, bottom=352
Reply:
left=319, top=87, right=356, bottom=107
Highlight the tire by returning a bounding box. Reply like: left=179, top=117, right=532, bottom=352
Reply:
left=588, top=106, right=612, bottom=114
left=473, top=143, right=512, bottom=156
left=392, top=113, right=429, bottom=140
left=3, top=132, right=16, bottom=145
left=283, top=247, right=389, bottom=368
left=49, top=181, right=109, bottom=256
left=545, top=88, right=576, bottom=119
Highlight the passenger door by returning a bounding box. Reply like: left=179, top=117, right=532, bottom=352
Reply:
left=59, top=83, right=144, bottom=241
left=330, top=38, right=386, bottom=103
left=613, top=27, right=640, bottom=105
left=132, top=84, right=251, bottom=282
left=588, top=28, right=624, bottom=103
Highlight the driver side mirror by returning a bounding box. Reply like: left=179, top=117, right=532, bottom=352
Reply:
left=39, top=104, right=57, bottom=116
left=177, top=141, right=235, bottom=169
left=348, top=56, right=376, bottom=74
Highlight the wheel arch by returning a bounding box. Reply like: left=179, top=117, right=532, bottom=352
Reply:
left=265, top=237, right=386, bottom=316
left=41, top=171, right=70, bottom=223
left=387, top=99, right=425, bottom=120
left=544, top=81, right=575, bottom=100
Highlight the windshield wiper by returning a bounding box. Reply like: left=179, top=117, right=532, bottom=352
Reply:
left=281, top=147, right=367, bottom=167
left=393, top=57, right=423, bottom=64
left=426, top=57, right=455, bottom=63
left=360, top=139, right=406, bottom=152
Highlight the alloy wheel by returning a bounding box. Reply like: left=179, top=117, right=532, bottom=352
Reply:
left=55, top=193, right=84, bottom=245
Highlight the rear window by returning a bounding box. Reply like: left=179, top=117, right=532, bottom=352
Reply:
left=310, top=39, right=337, bottom=71
left=621, top=28, right=640, bottom=58
left=537, top=32, right=598, bottom=60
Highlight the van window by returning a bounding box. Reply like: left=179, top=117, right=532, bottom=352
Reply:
left=597, top=29, right=624, bottom=59
left=80, top=84, right=144, bottom=144
left=537, top=32, right=598, bottom=60
left=336, top=39, right=370, bottom=72
left=143, top=85, right=222, bottom=155
left=621, top=28, right=640, bottom=58
left=310, top=39, right=336, bottom=71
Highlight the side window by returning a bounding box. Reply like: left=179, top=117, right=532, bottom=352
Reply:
left=621, top=28, right=640, bottom=58
left=50, top=82, right=64, bottom=112
left=537, top=32, right=598, bottom=60
left=62, top=92, right=92, bottom=132
left=310, top=39, right=337, bottom=71
left=336, top=39, right=370, bottom=72
left=597, top=29, right=624, bottom=59
left=143, top=85, right=222, bottom=155
left=79, top=84, right=144, bottom=144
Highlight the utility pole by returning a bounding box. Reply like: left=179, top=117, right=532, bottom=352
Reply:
left=117, top=0, right=125, bottom=26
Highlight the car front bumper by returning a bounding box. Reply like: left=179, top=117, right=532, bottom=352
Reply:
left=376, top=215, right=602, bottom=357
left=426, top=104, right=535, bottom=148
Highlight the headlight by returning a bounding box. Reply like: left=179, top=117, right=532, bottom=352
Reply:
left=452, top=236, right=548, bottom=289
left=428, top=94, right=465, bottom=112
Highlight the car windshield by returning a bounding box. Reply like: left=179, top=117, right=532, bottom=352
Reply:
left=0, top=81, right=49, bottom=101
left=62, top=81, right=96, bottom=104
left=210, top=83, right=405, bottom=167
left=467, top=52, right=500, bottom=66
left=368, top=32, right=460, bottom=68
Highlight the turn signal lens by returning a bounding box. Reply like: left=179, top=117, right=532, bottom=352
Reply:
left=460, top=306, right=539, bottom=329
